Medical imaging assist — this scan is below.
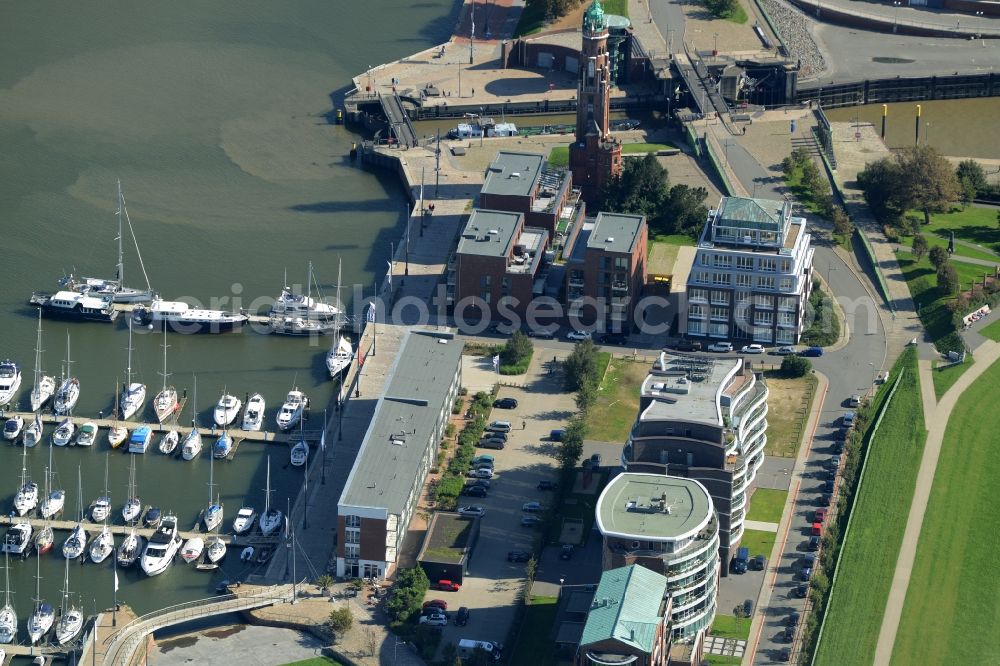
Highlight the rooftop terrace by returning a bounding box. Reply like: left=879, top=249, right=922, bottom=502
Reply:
left=597, top=473, right=713, bottom=541
left=639, top=352, right=743, bottom=428
left=482, top=151, right=544, bottom=198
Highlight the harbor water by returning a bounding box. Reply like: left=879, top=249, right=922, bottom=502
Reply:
left=0, top=0, right=457, bottom=641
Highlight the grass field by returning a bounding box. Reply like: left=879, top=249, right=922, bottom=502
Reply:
left=747, top=488, right=788, bottom=524
left=740, top=529, right=776, bottom=561
left=980, top=317, right=1000, bottom=341
left=921, top=206, right=1000, bottom=255
left=650, top=232, right=697, bottom=246
left=895, top=251, right=965, bottom=353
left=585, top=357, right=645, bottom=442
left=813, top=349, right=927, bottom=666
left=711, top=614, right=753, bottom=640
left=647, top=241, right=680, bottom=276
left=890, top=359, right=1000, bottom=665
left=621, top=142, right=677, bottom=153
left=761, top=372, right=818, bottom=458
left=704, top=656, right=743, bottom=666
left=509, top=596, right=559, bottom=664
left=931, top=354, right=973, bottom=399
left=548, top=145, right=569, bottom=168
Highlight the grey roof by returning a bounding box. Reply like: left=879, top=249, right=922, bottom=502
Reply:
left=482, top=151, right=544, bottom=198
left=457, top=210, right=523, bottom=258
left=338, top=330, right=464, bottom=515
left=587, top=212, right=645, bottom=254
left=639, top=351, right=741, bottom=427
left=596, top=473, right=713, bottom=542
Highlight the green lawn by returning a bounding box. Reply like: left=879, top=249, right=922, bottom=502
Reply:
left=724, top=4, right=749, bottom=24
left=516, top=0, right=627, bottom=37
left=585, top=356, right=642, bottom=442
left=710, top=614, right=753, bottom=640
left=509, top=596, right=559, bottom=665
left=704, top=656, right=743, bottom=666
left=920, top=206, right=1000, bottom=255
left=621, top=142, right=677, bottom=154
left=980, top=317, right=1000, bottom=341
left=548, top=145, right=569, bottom=168
left=602, top=0, right=629, bottom=16
left=890, top=360, right=1000, bottom=665
left=650, top=232, right=696, bottom=246
left=814, top=349, right=926, bottom=666
left=931, top=354, right=973, bottom=399
left=895, top=251, right=964, bottom=353
left=747, top=488, right=788, bottom=524
left=739, top=528, right=776, bottom=561
left=920, top=232, right=1000, bottom=263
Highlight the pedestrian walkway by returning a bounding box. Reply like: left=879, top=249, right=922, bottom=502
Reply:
left=743, top=519, right=780, bottom=533
left=791, top=0, right=1000, bottom=37
left=705, top=635, right=747, bottom=660
left=871, top=338, right=1000, bottom=665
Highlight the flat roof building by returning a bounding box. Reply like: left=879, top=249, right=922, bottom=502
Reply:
left=596, top=473, right=719, bottom=641
left=336, top=330, right=464, bottom=580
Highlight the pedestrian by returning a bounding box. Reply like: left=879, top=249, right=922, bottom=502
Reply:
left=522, top=420, right=526, bottom=430
left=471, top=88, right=475, bottom=96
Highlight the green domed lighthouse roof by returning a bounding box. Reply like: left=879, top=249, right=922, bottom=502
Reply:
left=584, top=0, right=607, bottom=32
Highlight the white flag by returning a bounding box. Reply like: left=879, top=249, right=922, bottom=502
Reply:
left=320, top=428, right=326, bottom=453
left=492, top=355, right=500, bottom=370
left=366, top=302, right=376, bottom=323
left=386, top=261, right=393, bottom=291
left=284, top=516, right=290, bottom=540
left=114, top=569, right=119, bottom=593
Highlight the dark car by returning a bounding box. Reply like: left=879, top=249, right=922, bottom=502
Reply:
left=559, top=544, right=574, bottom=560
left=823, top=479, right=835, bottom=493
left=782, top=625, right=796, bottom=643
left=742, top=599, right=753, bottom=616
left=462, top=485, right=487, bottom=498
left=831, top=440, right=845, bottom=454
left=454, top=607, right=470, bottom=626
left=793, top=584, right=808, bottom=599
left=779, top=647, right=792, bottom=662
left=507, top=550, right=531, bottom=563
left=537, top=480, right=558, bottom=491
left=808, top=535, right=821, bottom=551
left=586, top=453, right=602, bottom=469
left=801, top=346, right=824, bottom=357
left=493, top=397, right=518, bottom=409
left=671, top=339, right=703, bottom=352
left=786, top=610, right=800, bottom=627
left=751, top=554, right=766, bottom=571
left=599, top=332, right=628, bottom=345
left=819, top=493, right=833, bottom=507
left=835, top=427, right=850, bottom=441
left=550, top=429, right=566, bottom=442
left=527, top=328, right=556, bottom=340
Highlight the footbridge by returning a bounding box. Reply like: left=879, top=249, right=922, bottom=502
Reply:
left=89, top=583, right=296, bottom=666
left=381, top=92, right=418, bottom=148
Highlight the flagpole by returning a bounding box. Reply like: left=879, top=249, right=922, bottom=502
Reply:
left=321, top=408, right=328, bottom=485
left=112, top=556, right=118, bottom=626
left=303, top=439, right=310, bottom=531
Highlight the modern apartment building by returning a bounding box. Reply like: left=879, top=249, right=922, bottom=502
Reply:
left=622, top=352, right=769, bottom=573
left=565, top=212, right=648, bottom=331
left=684, top=196, right=814, bottom=344
left=596, top=473, right=720, bottom=641
left=336, top=330, right=464, bottom=580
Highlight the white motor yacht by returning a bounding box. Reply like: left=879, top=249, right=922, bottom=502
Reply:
left=90, top=496, right=111, bottom=523
left=213, top=392, right=241, bottom=427
left=269, top=263, right=340, bottom=320
left=52, top=420, right=75, bottom=446
left=2, top=417, right=23, bottom=442
left=141, top=514, right=180, bottom=577
left=75, top=422, right=97, bottom=446
left=0, top=361, right=22, bottom=407
left=159, top=430, right=179, bottom=454
left=241, top=393, right=265, bottom=431
left=232, top=506, right=256, bottom=535
left=132, top=299, right=248, bottom=334
left=276, top=388, right=308, bottom=431
left=179, top=537, right=204, bottom=563
left=2, top=523, right=32, bottom=556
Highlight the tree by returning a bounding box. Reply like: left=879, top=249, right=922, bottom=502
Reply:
left=897, top=146, right=960, bottom=225
left=857, top=157, right=905, bottom=222
left=598, top=154, right=670, bottom=227
left=556, top=416, right=586, bottom=469
left=831, top=207, right=853, bottom=238
left=956, top=159, right=987, bottom=195
left=315, top=574, right=335, bottom=595
left=501, top=331, right=533, bottom=366
left=328, top=606, right=354, bottom=634
left=911, top=233, right=928, bottom=261
left=780, top=355, right=811, bottom=378
left=662, top=184, right=709, bottom=238
left=928, top=245, right=949, bottom=270
left=937, top=263, right=959, bottom=294
left=363, top=626, right=379, bottom=657
left=704, top=0, right=739, bottom=18
left=563, top=339, right=600, bottom=392
left=575, top=379, right=598, bottom=413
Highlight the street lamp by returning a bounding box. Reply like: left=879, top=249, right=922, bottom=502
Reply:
left=868, top=362, right=876, bottom=396
left=892, top=1, right=901, bottom=34
left=713, top=32, right=719, bottom=55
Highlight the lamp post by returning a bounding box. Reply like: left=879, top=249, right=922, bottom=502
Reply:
left=713, top=32, right=719, bottom=55
left=868, top=362, right=876, bottom=396
left=892, top=1, right=901, bottom=33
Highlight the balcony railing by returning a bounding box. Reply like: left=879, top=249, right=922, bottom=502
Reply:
left=612, top=281, right=629, bottom=292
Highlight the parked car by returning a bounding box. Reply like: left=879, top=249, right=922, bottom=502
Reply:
left=587, top=453, right=602, bottom=469
left=507, top=550, right=531, bottom=563
left=800, top=565, right=813, bottom=581
left=458, top=506, right=486, bottom=518
left=462, top=485, right=487, bottom=498
left=599, top=332, right=628, bottom=345
left=834, top=427, right=850, bottom=441
left=474, top=460, right=495, bottom=470
left=773, top=346, right=796, bottom=356
left=811, top=522, right=823, bottom=536
left=486, top=421, right=512, bottom=433
left=520, top=515, right=542, bottom=527
left=782, top=625, right=796, bottom=643
left=742, top=599, right=753, bottom=616
left=478, top=437, right=506, bottom=450
left=559, top=544, right=574, bottom=560
left=801, top=346, right=824, bottom=357
left=566, top=330, right=592, bottom=341
left=472, top=454, right=495, bottom=466
left=433, top=580, right=461, bottom=592
left=470, top=478, right=491, bottom=489
left=537, top=480, right=558, bottom=491
left=831, top=440, right=845, bottom=454
left=828, top=455, right=841, bottom=469
left=454, top=607, right=470, bottom=627
left=751, top=554, right=766, bottom=571
left=740, top=344, right=765, bottom=354
left=549, top=429, right=566, bottom=441
left=493, top=397, right=518, bottom=409
left=423, top=599, right=448, bottom=611
left=813, top=508, right=827, bottom=523
left=819, top=492, right=833, bottom=507
left=419, top=613, right=448, bottom=627
left=779, top=647, right=792, bottom=662
left=527, top=328, right=556, bottom=340
left=847, top=394, right=861, bottom=408
left=842, top=411, right=856, bottom=426
left=786, top=610, right=800, bottom=627
left=470, top=467, right=494, bottom=479
left=808, top=535, right=821, bottom=551
left=876, top=370, right=890, bottom=383
left=522, top=501, right=543, bottom=513
left=671, top=339, right=703, bottom=352
left=481, top=431, right=509, bottom=443
left=707, top=341, right=734, bottom=353
left=823, top=479, right=835, bottom=493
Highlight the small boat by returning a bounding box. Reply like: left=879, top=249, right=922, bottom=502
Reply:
left=0, top=361, right=23, bottom=407
left=132, top=299, right=248, bottom=334
left=26, top=557, right=53, bottom=645
left=181, top=427, right=203, bottom=460
left=269, top=263, right=340, bottom=321
left=88, top=527, right=114, bottom=563
left=108, top=424, right=128, bottom=448
left=0, top=553, right=16, bottom=644
left=326, top=260, right=354, bottom=380
left=259, top=457, right=283, bottom=537
left=62, top=525, right=86, bottom=561
left=141, top=513, right=181, bottom=576
left=143, top=506, right=162, bottom=529
left=23, top=415, right=43, bottom=448
left=268, top=315, right=337, bottom=336
left=29, top=290, right=118, bottom=324
left=214, top=391, right=241, bottom=427
left=158, top=430, right=179, bottom=455
left=122, top=496, right=142, bottom=524
left=213, top=432, right=232, bottom=459
left=116, top=530, right=145, bottom=568
left=52, top=419, right=75, bottom=446
left=90, top=455, right=111, bottom=523
left=290, top=438, right=308, bottom=467
left=120, top=323, right=146, bottom=421
left=180, top=537, right=204, bottom=563
left=127, top=425, right=152, bottom=454
left=239, top=546, right=254, bottom=562
left=204, top=452, right=223, bottom=532
left=241, top=393, right=264, bottom=431
left=205, top=537, right=226, bottom=564
left=14, top=446, right=38, bottom=516
left=276, top=388, right=308, bottom=432
left=29, top=312, right=56, bottom=413
left=2, top=417, right=23, bottom=442
left=54, top=558, right=83, bottom=646
left=255, top=545, right=274, bottom=563
left=33, top=525, right=53, bottom=556
left=75, top=422, right=98, bottom=447
left=54, top=331, right=81, bottom=416
left=39, top=489, right=65, bottom=520
left=232, top=506, right=256, bottom=535
left=153, top=324, right=178, bottom=423
left=2, top=523, right=32, bottom=556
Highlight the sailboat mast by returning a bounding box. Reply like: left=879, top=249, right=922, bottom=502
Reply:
left=264, top=457, right=271, bottom=515
left=34, top=311, right=43, bottom=389
left=116, top=179, right=125, bottom=285
left=335, top=258, right=343, bottom=336
left=160, top=325, right=169, bottom=393
left=125, top=322, right=134, bottom=385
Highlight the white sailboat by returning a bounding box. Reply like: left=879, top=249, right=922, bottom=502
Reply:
left=326, top=258, right=355, bottom=379
left=290, top=429, right=308, bottom=468
left=57, top=179, right=155, bottom=303
left=26, top=556, right=53, bottom=645
left=259, top=457, right=282, bottom=537
left=180, top=537, right=204, bottom=564
left=52, top=419, right=75, bottom=446
left=53, top=331, right=80, bottom=416
left=159, top=429, right=179, bottom=455
left=23, top=414, right=43, bottom=448
left=0, top=361, right=21, bottom=408
left=153, top=324, right=178, bottom=423
left=13, top=444, right=38, bottom=516
left=0, top=553, right=16, bottom=644
left=39, top=439, right=66, bottom=520
left=33, top=465, right=55, bottom=556
left=29, top=311, right=56, bottom=412
left=107, top=380, right=127, bottom=448
left=241, top=393, right=265, bottom=431
left=120, top=322, right=146, bottom=421
left=181, top=377, right=203, bottom=461
left=90, top=455, right=111, bottom=523
left=54, top=557, right=83, bottom=645
left=116, top=528, right=145, bottom=568
left=205, top=535, right=226, bottom=564
left=122, top=454, right=141, bottom=524
left=204, top=451, right=223, bottom=532
left=62, top=467, right=87, bottom=560
left=276, top=387, right=308, bottom=431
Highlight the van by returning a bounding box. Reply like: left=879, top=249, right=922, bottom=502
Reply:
left=733, top=546, right=750, bottom=574
left=457, top=639, right=502, bottom=662
left=486, top=421, right=512, bottom=433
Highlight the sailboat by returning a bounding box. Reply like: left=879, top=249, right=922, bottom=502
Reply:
left=0, top=554, right=15, bottom=644
left=33, top=466, right=55, bottom=555
left=203, top=451, right=223, bottom=532
left=26, top=555, right=53, bottom=645
left=23, top=415, right=43, bottom=448
left=57, top=179, right=155, bottom=303
left=107, top=380, right=127, bottom=448
left=181, top=377, right=203, bottom=461
left=29, top=311, right=56, bottom=412
left=326, top=258, right=355, bottom=379
left=90, top=455, right=111, bottom=523
left=116, top=527, right=145, bottom=568
left=52, top=419, right=75, bottom=446
left=180, top=536, right=204, bottom=564
left=213, top=431, right=232, bottom=460
left=122, top=454, right=141, bottom=524
left=54, top=557, right=83, bottom=645
left=120, top=322, right=146, bottom=421
left=39, top=438, right=66, bottom=520
left=259, top=457, right=282, bottom=537
left=62, top=467, right=87, bottom=560
left=0, top=361, right=21, bottom=408
left=13, top=444, right=38, bottom=516
left=290, top=420, right=308, bottom=468
left=53, top=331, right=80, bottom=416
left=153, top=324, right=178, bottom=423
left=159, top=429, right=179, bottom=455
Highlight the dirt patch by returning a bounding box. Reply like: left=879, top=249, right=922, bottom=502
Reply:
left=204, top=624, right=248, bottom=639
left=158, top=635, right=198, bottom=652
left=763, top=373, right=817, bottom=458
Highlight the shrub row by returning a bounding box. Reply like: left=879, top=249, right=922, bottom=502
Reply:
left=432, top=390, right=494, bottom=510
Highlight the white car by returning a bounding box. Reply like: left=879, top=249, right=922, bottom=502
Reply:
left=522, top=501, right=543, bottom=513
left=419, top=614, right=448, bottom=627
left=471, top=468, right=494, bottom=479
left=740, top=344, right=765, bottom=354
left=773, top=346, right=797, bottom=356
left=566, top=330, right=592, bottom=341
left=458, top=506, right=486, bottom=517
left=707, top=342, right=734, bottom=353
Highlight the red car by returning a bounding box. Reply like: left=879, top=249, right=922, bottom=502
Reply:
left=434, top=579, right=461, bottom=592
left=423, top=599, right=448, bottom=611
left=813, top=508, right=828, bottom=524
left=811, top=522, right=823, bottom=537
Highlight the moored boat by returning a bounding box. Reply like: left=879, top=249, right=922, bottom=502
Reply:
left=13, top=445, right=38, bottom=516
left=26, top=557, right=53, bottom=645
left=232, top=506, right=256, bottom=535
left=128, top=426, right=152, bottom=454
left=88, top=527, right=114, bottom=563
left=29, top=311, right=56, bottom=412
left=52, top=420, right=75, bottom=446
left=33, top=525, right=53, bottom=556
left=241, top=393, right=265, bottom=431
left=0, top=361, right=22, bottom=408
left=158, top=430, right=179, bottom=455
left=259, top=457, right=282, bottom=537
left=276, top=388, right=308, bottom=431
left=214, top=392, right=241, bottom=427
left=141, top=513, right=180, bottom=576
left=29, top=290, right=118, bottom=323
left=205, top=537, right=226, bottom=564
left=75, top=422, right=97, bottom=447
left=54, top=557, right=83, bottom=646
left=119, top=323, right=146, bottom=421
left=213, top=432, right=232, bottom=459
left=132, top=299, right=247, bottom=334
left=153, top=324, right=178, bottom=423
left=2, top=417, right=23, bottom=442
left=53, top=331, right=81, bottom=415
left=0, top=553, right=16, bottom=644
left=116, top=530, right=145, bottom=568
left=23, top=415, right=43, bottom=448
left=290, top=438, right=308, bottom=467
left=179, top=537, right=204, bottom=564
left=2, top=523, right=32, bottom=556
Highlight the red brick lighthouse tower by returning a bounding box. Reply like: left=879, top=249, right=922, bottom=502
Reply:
left=569, top=0, right=622, bottom=203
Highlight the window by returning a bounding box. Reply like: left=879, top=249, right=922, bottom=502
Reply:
left=753, top=326, right=772, bottom=342
left=759, top=258, right=776, bottom=272
left=779, top=296, right=797, bottom=311
left=480, top=275, right=491, bottom=288
left=688, top=320, right=705, bottom=334
left=711, top=291, right=730, bottom=305
left=615, top=257, right=628, bottom=270
left=690, top=288, right=709, bottom=302
left=345, top=515, right=361, bottom=528
left=713, top=255, right=732, bottom=268
left=711, top=306, right=728, bottom=321
left=501, top=277, right=511, bottom=292
left=696, top=271, right=710, bottom=284
left=481, top=291, right=492, bottom=304
left=778, top=311, right=795, bottom=326
left=780, top=260, right=792, bottom=273
left=779, top=277, right=794, bottom=292
left=689, top=304, right=705, bottom=318
left=754, top=295, right=774, bottom=308
left=777, top=329, right=795, bottom=343
left=700, top=253, right=711, bottom=265
left=712, top=273, right=730, bottom=286
left=734, top=305, right=749, bottom=323
left=599, top=256, right=608, bottom=270
left=345, top=544, right=360, bottom=559
left=736, top=256, right=753, bottom=271
left=345, top=528, right=361, bottom=544
left=735, top=290, right=751, bottom=305
left=735, top=274, right=752, bottom=288
left=754, top=310, right=773, bottom=325
left=757, top=276, right=775, bottom=290
left=569, top=270, right=584, bottom=284
left=709, top=322, right=729, bottom=337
